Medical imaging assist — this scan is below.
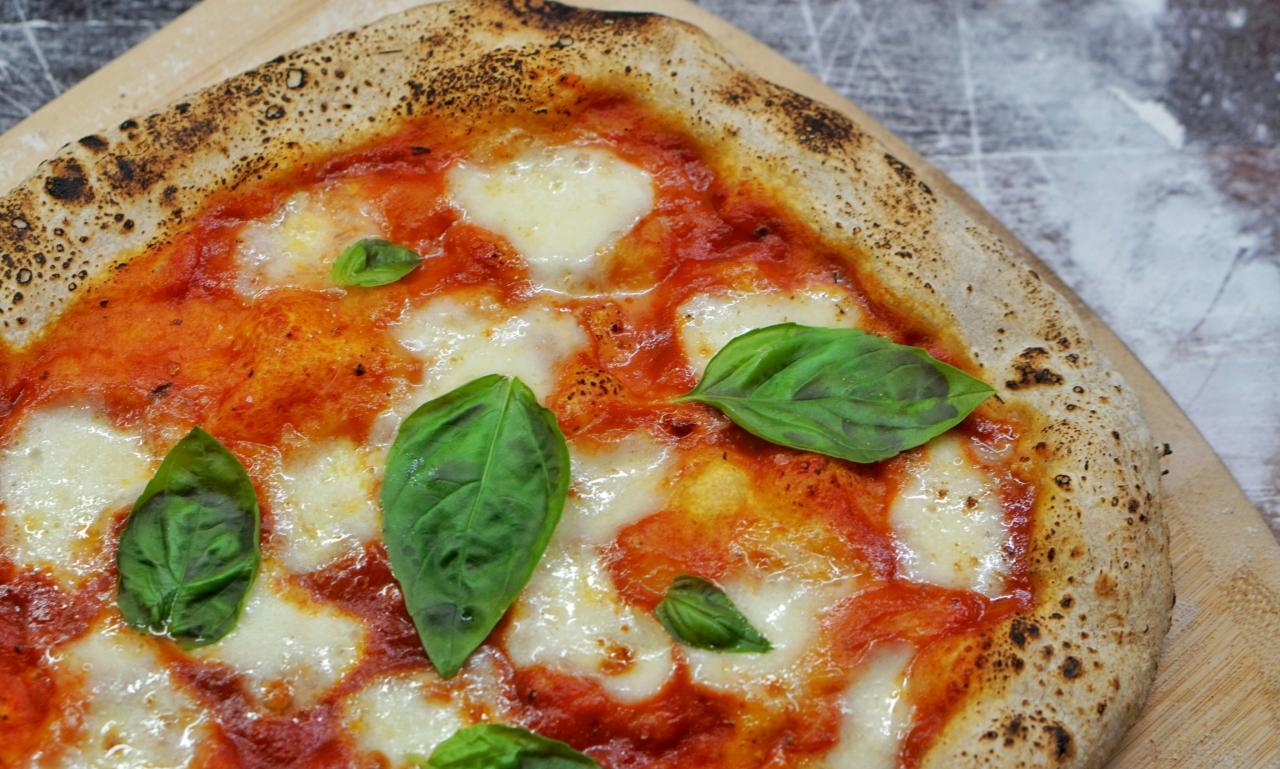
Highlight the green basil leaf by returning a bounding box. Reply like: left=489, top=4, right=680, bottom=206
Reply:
left=116, top=427, right=260, bottom=647
left=382, top=374, right=570, bottom=678
left=676, top=323, right=994, bottom=463
left=415, top=724, right=599, bottom=769
left=655, top=574, right=771, bottom=653
left=330, top=237, right=422, bottom=287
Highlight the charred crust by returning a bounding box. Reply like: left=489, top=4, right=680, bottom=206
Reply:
left=778, top=93, right=857, bottom=154
left=1045, top=724, right=1075, bottom=761
left=78, top=135, right=109, bottom=152
left=1008, top=618, right=1041, bottom=648
left=884, top=152, right=915, bottom=184
left=1006, top=346, right=1064, bottom=390
left=43, top=159, right=93, bottom=203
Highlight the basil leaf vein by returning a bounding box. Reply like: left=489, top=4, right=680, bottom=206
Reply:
left=677, top=323, right=993, bottom=463
left=655, top=574, right=772, bottom=653
left=382, top=374, right=570, bottom=678
left=116, top=427, right=260, bottom=647
left=331, top=237, right=422, bottom=287
left=414, top=724, right=599, bottom=769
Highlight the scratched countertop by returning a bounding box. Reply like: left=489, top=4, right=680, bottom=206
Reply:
left=1, top=0, right=1277, bottom=537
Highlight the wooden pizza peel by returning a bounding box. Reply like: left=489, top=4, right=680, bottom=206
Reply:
left=0, top=1, right=1276, bottom=765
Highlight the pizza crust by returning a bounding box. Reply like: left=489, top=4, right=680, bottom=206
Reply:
left=0, top=1, right=1171, bottom=766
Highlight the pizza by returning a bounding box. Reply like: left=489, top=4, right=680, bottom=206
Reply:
left=0, top=2, right=1172, bottom=768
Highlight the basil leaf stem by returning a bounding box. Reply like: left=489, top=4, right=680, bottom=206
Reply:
left=415, top=724, right=600, bottom=768
left=676, top=324, right=993, bottom=463
left=331, top=237, right=422, bottom=287
left=116, top=427, right=260, bottom=647
left=382, top=375, right=570, bottom=678
left=655, top=574, right=771, bottom=653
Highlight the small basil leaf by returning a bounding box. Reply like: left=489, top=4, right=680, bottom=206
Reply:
left=116, top=427, right=260, bottom=646
left=416, top=724, right=600, bottom=769
left=330, top=237, right=422, bottom=287
left=677, top=323, right=993, bottom=463
left=655, top=574, right=771, bottom=653
left=382, top=374, right=570, bottom=678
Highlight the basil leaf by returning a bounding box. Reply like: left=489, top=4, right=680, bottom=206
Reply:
left=676, top=324, right=993, bottom=463
left=116, top=427, right=260, bottom=646
left=655, top=574, right=771, bottom=653
left=382, top=374, right=570, bottom=678
left=330, top=237, right=422, bottom=287
left=414, top=724, right=599, bottom=769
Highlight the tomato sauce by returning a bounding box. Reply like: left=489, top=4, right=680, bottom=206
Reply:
left=0, top=94, right=1038, bottom=768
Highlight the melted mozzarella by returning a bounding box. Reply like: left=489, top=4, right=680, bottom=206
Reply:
left=377, top=291, right=586, bottom=445
left=556, top=433, right=674, bottom=547
left=504, top=546, right=675, bottom=702
left=676, top=285, right=865, bottom=376
left=0, top=405, right=153, bottom=586
left=342, top=671, right=465, bottom=767
left=56, top=623, right=210, bottom=769
left=236, top=186, right=382, bottom=296
left=192, top=572, right=364, bottom=711
left=268, top=439, right=380, bottom=573
left=684, top=572, right=850, bottom=693
left=447, top=145, right=653, bottom=292
left=825, top=644, right=914, bottom=769
left=890, top=436, right=1009, bottom=597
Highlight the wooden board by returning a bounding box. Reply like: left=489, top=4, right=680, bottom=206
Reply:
left=1, top=1, right=1278, bottom=765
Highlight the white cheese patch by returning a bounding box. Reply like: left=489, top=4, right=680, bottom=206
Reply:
left=236, top=186, right=382, bottom=296
left=890, top=436, right=1009, bottom=597
left=556, top=433, right=674, bottom=547
left=504, top=546, right=675, bottom=702
left=376, top=291, right=586, bottom=446
left=825, top=644, right=914, bottom=769
left=268, top=439, right=380, bottom=573
left=676, top=285, right=865, bottom=375
left=192, top=572, right=364, bottom=710
left=684, top=572, right=851, bottom=694
left=0, top=405, right=153, bottom=587
left=57, top=622, right=210, bottom=769
left=342, top=671, right=465, bottom=768
left=447, top=145, right=654, bottom=292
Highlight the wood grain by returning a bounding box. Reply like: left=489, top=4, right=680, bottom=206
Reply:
left=0, top=1, right=1277, bottom=765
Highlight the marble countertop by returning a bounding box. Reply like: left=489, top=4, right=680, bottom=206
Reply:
left=1, top=0, right=1277, bottom=536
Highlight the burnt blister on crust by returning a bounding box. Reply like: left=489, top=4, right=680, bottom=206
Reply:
left=1006, top=346, right=1065, bottom=390
left=42, top=158, right=93, bottom=204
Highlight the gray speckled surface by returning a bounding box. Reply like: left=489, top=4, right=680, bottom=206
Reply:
left=1, top=0, right=1278, bottom=535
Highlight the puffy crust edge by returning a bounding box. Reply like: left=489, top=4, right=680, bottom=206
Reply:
left=0, top=2, right=1171, bottom=767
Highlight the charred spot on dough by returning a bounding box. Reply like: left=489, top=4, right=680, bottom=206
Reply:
left=1005, top=346, right=1065, bottom=390
left=1060, top=655, right=1083, bottom=680
left=1002, top=715, right=1028, bottom=746
left=883, top=153, right=918, bottom=186
left=1008, top=618, right=1041, bottom=649
left=777, top=92, right=857, bottom=154
left=43, top=159, right=93, bottom=204
left=714, top=71, right=764, bottom=107
left=78, top=135, right=109, bottom=153
left=1044, top=724, right=1075, bottom=761
left=104, top=156, right=158, bottom=193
